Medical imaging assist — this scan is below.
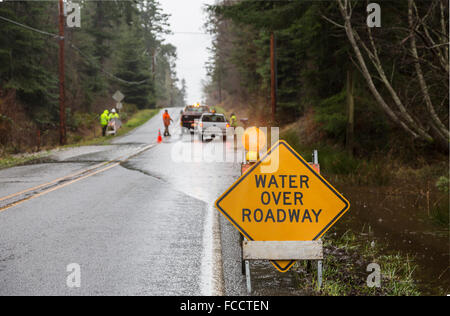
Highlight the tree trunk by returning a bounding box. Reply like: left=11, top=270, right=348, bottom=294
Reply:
left=408, top=0, right=450, bottom=142
left=336, top=0, right=433, bottom=143
left=346, top=69, right=355, bottom=155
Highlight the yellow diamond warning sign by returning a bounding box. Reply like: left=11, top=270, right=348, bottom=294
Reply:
left=215, top=140, right=350, bottom=272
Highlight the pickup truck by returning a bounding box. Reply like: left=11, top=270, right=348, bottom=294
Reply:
left=180, top=105, right=210, bottom=133
left=197, top=113, right=230, bottom=142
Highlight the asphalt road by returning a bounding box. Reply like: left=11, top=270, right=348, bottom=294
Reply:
left=0, top=108, right=247, bottom=296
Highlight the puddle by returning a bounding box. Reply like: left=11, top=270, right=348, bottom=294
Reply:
left=247, top=183, right=448, bottom=295
left=337, top=184, right=449, bottom=295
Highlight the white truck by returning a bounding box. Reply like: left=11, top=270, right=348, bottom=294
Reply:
left=196, top=113, right=230, bottom=142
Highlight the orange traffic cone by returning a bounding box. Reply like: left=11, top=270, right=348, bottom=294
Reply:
left=157, top=130, right=163, bottom=143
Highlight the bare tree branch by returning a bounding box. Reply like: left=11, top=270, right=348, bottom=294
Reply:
left=335, top=0, right=426, bottom=141
left=409, top=0, right=449, bottom=141
left=440, top=0, right=449, bottom=62
left=321, top=15, right=345, bottom=29
left=412, top=0, right=449, bottom=74
left=363, top=25, right=434, bottom=142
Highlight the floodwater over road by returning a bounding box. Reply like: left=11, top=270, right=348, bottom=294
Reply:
left=245, top=183, right=449, bottom=296
left=339, top=184, right=449, bottom=295
left=245, top=182, right=449, bottom=296
left=0, top=108, right=447, bottom=295
left=0, top=108, right=247, bottom=295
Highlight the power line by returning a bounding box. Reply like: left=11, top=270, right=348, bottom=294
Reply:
left=69, top=43, right=151, bottom=86
left=172, top=31, right=209, bottom=35
left=0, top=14, right=150, bottom=86
left=0, top=15, right=59, bottom=38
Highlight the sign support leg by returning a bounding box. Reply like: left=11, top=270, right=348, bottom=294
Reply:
left=317, top=260, right=323, bottom=290
left=243, top=236, right=252, bottom=294
left=218, top=146, right=347, bottom=293
left=241, top=235, right=246, bottom=275
left=245, top=259, right=252, bottom=294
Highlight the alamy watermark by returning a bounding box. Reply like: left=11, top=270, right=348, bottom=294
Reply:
left=65, top=2, right=81, bottom=28
left=170, top=126, right=281, bottom=173
left=366, top=263, right=382, bottom=288
left=367, top=3, right=381, bottom=28
left=66, top=263, right=81, bottom=288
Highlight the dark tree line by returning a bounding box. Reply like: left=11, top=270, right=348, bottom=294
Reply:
left=204, top=0, right=449, bottom=154
left=0, top=0, right=185, bottom=151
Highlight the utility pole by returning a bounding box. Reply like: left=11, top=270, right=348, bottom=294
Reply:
left=58, top=0, right=66, bottom=145
left=346, top=69, right=355, bottom=155
left=270, top=32, right=277, bottom=123
left=152, top=49, right=156, bottom=82
left=218, top=62, right=222, bottom=103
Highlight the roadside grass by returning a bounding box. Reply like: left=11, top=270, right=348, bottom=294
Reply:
left=0, top=109, right=159, bottom=169
left=281, top=129, right=392, bottom=186
left=0, top=151, right=50, bottom=170
left=281, top=127, right=449, bottom=187
left=212, top=105, right=227, bottom=115
left=429, top=176, right=450, bottom=228
left=66, top=109, right=159, bottom=147
left=294, top=230, right=421, bottom=296
left=281, top=127, right=449, bottom=230
left=280, top=119, right=445, bottom=296
left=429, top=196, right=450, bottom=227
left=122, top=109, right=160, bottom=130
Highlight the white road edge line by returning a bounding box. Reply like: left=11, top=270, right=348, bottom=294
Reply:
left=200, top=203, right=224, bottom=296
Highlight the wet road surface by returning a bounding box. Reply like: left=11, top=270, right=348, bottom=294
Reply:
left=2, top=108, right=447, bottom=296
left=0, top=108, right=248, bottom=295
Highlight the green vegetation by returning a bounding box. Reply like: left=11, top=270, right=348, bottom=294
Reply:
left=429, top=197, right=450, bottom=228
left=0, top=151, right=49, bottom=170
left=436, top=176, right=449, bottom=193
left=281, top=123, right=449, bottom=294
left=123, top=109, right=159, bottom=130
left=0, top=1, right=185, bottom=154
left=211, top=105, right=227, bottom=115
left=295, top=230, right=421, bottom=296
left=283, top=124, right=449, bottom=231
left=67, top=109, right=159, bottom=147
left=282, top=128, right=393, bottom=186
left=430, top=176, right=450, bottom=228
left=0, top=109, right=159, bottom=169
left=205, top=0, right=449, bottom=153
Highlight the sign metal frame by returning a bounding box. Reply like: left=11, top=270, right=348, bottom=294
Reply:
left=215, top=140, right=350, bottom=272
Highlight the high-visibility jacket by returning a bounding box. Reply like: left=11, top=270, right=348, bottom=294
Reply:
left=230, top=115, right=238, bottom=127
left=163, top=112, right=172, bottom=127
left=109, top=113, right=119, bottom=120
left=100, top=110, right=110, bottom=126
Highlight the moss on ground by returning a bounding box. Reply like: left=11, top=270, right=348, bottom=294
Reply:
left=293, top=230, right=421, bottom=296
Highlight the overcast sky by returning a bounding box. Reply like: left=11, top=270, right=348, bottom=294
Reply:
left=159, top=0, right=214, bottom=105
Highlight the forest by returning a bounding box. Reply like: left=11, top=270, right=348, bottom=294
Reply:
left=0, top=0, right=186, bottom=152
left=204, top=0, right=449, bottom=159
left=204, top=4, right=449, bottom=281
left=0, top=0, right=448, bottom=295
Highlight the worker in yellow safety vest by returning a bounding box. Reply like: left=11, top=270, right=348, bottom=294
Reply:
left=100, top=109, right=110, bottom=136
left=109, top=109, right=119, bottom=120
left=230, top=113, right=238, bottom=148
left=230, top=113, right=238, bottom=128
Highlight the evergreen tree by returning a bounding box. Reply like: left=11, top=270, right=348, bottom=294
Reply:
left=0, top=1, right=58, bottom=128
left=115, top=24, right=153, bottom=109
